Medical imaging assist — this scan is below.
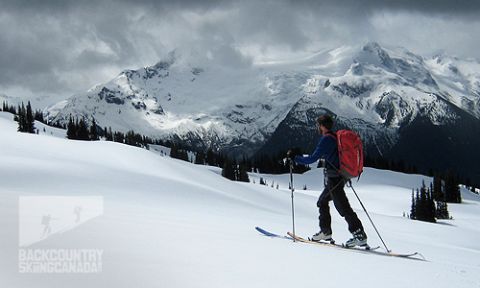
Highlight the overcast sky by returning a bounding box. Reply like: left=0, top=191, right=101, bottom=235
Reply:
left=1, top=0, right=480, bottom=104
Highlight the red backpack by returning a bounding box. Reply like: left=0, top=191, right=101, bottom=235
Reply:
left=327, top=130, right=364, bottom=180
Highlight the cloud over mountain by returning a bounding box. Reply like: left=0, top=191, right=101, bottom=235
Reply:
left=1, top=0, right=480, bottom=103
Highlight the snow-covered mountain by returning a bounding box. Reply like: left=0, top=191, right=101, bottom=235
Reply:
left=45, top=51, right=305, bottom=155
left=426, top=53, right=480, bottom=116
left=45, top=42, right=480, bottom=183
left=1, top=111, right=480, bottom=287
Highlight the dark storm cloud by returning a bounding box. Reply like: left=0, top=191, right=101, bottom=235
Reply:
left=0, top=0, right=479, bottom=103
left=288, top=0, right=480, bottom=15
left=0, top=0, right=230, bottom=14
left=4, top=0, right=480, bottom=15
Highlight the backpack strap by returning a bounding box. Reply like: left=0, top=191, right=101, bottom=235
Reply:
left=324, top=130, right=337, bottom=140
left=322, top=131, right=339, bottom=175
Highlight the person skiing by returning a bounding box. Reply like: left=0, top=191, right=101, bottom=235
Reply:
left=288, top=114, right=368, bottom=247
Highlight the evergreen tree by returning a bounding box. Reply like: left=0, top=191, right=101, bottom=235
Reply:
left=240, top=155, right=251, bottom=174
left=25, top=101, right=35, bottom=133
left=125, top=130, right=133, bottom=146
left=410, top=189, right=416, bottom=219
left=106, top=127, right=113, bottom=141
left=218, top=153, right=227, bottom=168
left=34, top=109, right=44, bottom=122
left=444, top=171, right=461, bottom=203
left=77, top=118, right=90, bottom=140
left=168, top=145, right=188, bottom=161
left=89, top=118, right=99, bottom=140
left=436, top=201, right=450, bottom=220
left=16, top=103, right=25, bottom=132
left=124, top=130, right=142, bottom=147
left=142, top=135, right=152, bottom=148
left=2, top=101, right=16, bottom=114
left=113, top=131, right=124, bottom=143
left=237, top=163, right=250, bottom=182
left=419, top=186, right=426, bottom=221
left=433, top=175, right=443, bottom=201
left=170, top=145, right=178, bottom=159
left=178, top=149, right=189, bottom=161
left=194, top=151, right=205, bottom=165
left=16, top=101, right=35, bottom=133
left=206, top=148, right=216, bottom=166
left=221, top=158, right=236, bottom=181
left=410, top=181, right=436, bottom=223
left=67, top=115, right=76, bottom=139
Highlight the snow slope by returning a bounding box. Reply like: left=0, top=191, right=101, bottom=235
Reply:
left=1, top=112, right=479, bottom=288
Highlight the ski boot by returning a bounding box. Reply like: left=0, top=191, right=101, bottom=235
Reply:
left=345, top=229, right=369, bottom=249
left=310, top=230, right=335, bottom=244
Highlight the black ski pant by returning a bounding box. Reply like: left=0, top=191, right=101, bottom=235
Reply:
left=317, top=176, right=364, bottom=234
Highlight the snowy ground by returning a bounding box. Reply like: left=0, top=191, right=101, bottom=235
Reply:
left=0, top=111, right=479, bottom=288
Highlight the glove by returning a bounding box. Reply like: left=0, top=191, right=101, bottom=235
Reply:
left=286, top=149, right=297, bottom=160
left=317, top=158, right=325, bottom=168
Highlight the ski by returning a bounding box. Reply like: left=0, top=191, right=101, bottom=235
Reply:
left=255, top=227, right=425, bottom=261
left=255, top=227, right=292, bottom=240
left=255, top=227, right=372, bottom=251
left=287, top=232, right=426, bottom=261
left=288, top=232, right=379, bottom=251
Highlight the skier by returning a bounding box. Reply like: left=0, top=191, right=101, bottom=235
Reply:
left=288, top=114, right=368, bottom=247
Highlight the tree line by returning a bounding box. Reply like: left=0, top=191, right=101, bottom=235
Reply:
left=366, top=154, right=477, bottom=194
left=2, top=101, right=45, bottom=133
left=2, top=100, right=65, bottom=130
left=2, top=101, right=474, bottom=190
left=169, top=146, right=250, bottom=182
left=67, top=115, right=160, bottom=149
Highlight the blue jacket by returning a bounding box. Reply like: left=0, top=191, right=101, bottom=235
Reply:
left=294, top=132, right=340, bottom=177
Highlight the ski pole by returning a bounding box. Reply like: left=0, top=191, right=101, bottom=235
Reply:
left=348, top=181, right=391, bottom=252
left=289, top=159, right=296, bottom=242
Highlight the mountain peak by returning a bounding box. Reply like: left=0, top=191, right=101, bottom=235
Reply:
left=362, top=41, right=382, bottom=52
left=151, top=50, right=177, bottom=70
left=356, top=41, right=394, bottom=69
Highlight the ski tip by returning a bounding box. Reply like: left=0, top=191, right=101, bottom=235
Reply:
left=408, top=252, right=427, bottom=261
left=416, top=253, right=427, bottom=261
left=255, top=226, right=267, bottom=234
left=255, top=226, right=268, bottom=232
left=255, top=227, right=284, bottom=238
left=385, top=251, right=427, bottom=261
